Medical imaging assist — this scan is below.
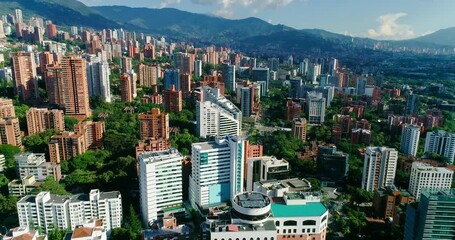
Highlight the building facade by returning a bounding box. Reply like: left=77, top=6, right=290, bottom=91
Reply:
left=138, top=149, right=183, bottom=225
left=408, top=162, right=453, bottom=200
left=306, top=91, right=326, bottom=124
left=424, top=130, right=455, bottom=164
left=361, top=147, right=398, bottom=192
left=189, top=137, right=245, bottom=210
left=17, top=189, right=122, bottom=233
left=400, top=124, right=421, bottom=156
left=12, top=51, right=38, bottom=101
left=26, top=108, right=64, bottom=135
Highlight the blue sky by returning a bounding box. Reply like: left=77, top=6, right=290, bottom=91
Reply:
left=79, top=0, right=455, bottom=40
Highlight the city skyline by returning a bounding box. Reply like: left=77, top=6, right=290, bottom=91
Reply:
left=78, top=0, right=455, bottom=40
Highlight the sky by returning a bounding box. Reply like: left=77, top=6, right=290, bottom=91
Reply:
left=78, top=0, right=455, bottom=40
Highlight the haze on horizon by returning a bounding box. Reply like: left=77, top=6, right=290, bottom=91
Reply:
left=79, top=0, right=455, bottom=40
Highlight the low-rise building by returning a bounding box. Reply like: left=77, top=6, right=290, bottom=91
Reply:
left=15, top=152, right=61, bottom=181
left=8, top=175, right=43, bottom=197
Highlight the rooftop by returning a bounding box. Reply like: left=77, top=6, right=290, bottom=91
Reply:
left=209, top=220, right=276, bottom=232
left=271, top=201, right=327, bottom=218
left=233, top=192, right=270, bottom=209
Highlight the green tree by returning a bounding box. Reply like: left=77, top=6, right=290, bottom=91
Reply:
left=47, top=226, right=68, bottom=240
left=171, top=129, right=199, bottom=156
left=37, top=177, right=70, bottom=195
left=0, top=144, right=21, bottom=168
left=64, top=116, right=79, bottom=131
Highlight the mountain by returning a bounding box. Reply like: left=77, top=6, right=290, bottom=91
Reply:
left=0, top=0, right=120, bottom=29
left=413, top=27, right=455, bottom=47
left=92, top=6, right=292, bottom=42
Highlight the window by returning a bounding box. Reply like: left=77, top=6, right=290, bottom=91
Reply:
left=302, top=220, right=316, bottom=226
left=284, top=220, right=297, bottom=226
left=275, top=221, right=280, bottom=226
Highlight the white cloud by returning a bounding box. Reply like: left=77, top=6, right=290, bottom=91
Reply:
left=192, top=0, right=294, bottom=18
left=366, top=13, right=415, bottom=40
left=159, top=0, right=181, bottom=8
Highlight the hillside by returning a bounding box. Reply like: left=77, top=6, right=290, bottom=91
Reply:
left=413, top=27, right=455, bottom=47
left=0, top=0, right=120, bottom=30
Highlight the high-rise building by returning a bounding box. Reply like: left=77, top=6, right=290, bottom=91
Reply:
left=405, top=94, right=419, bottom=115
left=17, top=189, right=122, bottom=233
left=85, top=52, right=111, bottom=102
left=12, top=51, right=38, bottom=101
left=48, top=132, right=87, bottom=163
left=221, top=63, right=236, bottom=91
left=74, top=121, right=105, bottom=149
left=189, top=137, right=245, bottom=210
left=292, top=117, right=307, bottom=143
left=26, top=108, right=64, bottom=135
left=120, top=57, right=132, bottom=73
left=163, top=84, right=182, bottom=113
left=317, top=145, right=349, bottom=181
left=194, top=60, right=202, bottom=77
left=44, top=64, right=64, bottom=105
left=0, top=117, right=21, bottom=146
left=15, top=152, right=61, bottom=181
left=46, top=23, right=57, bottom=39
left=120, top=73, right=133, bottom=102
left=138, top=63, right=158, bottom=87
left=424, top=130, right=455, bottom=164
left=361, top=147, right=398, bottom=192
left=179, top=73, right=191, bottom=93
left=400, top=124, right=421, bottom=156
left=306, top=91, right=326, bottom=124
left=196, top=87, right=242, bottom=138
left=408, top=162, right=453, bottom=200
left=164, top=69, right=179, bottom=91
left=15, top=9, right=23, bottom=24
left=246, top=156, right=289, bottom=191
left=404, top=189, right=455, bottom=240
left=251, top=68, right=270, bottom=92
left=0, top=154, right=5, bottom=172
left=0, top=98, right=15, bottom=118
left=268, top=58, right=279, bottom=72
left=61, top=56, right=91, bottom=118
left=138, top=108, right=169, bottom=141
left=240, top=86, right=254, bottom=118
left=308, top=63, right=321, bottom=84
left=356, top=77, right=367, bottom=95
left=138, top=149, right=183, bottom=225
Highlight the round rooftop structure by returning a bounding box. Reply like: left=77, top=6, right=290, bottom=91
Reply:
left=231, top=192, right=272, bottom=225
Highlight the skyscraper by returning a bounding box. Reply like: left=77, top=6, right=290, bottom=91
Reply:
left=163, top=85, right=182, bottom=113
left=120, top=74, right=133, bottom=102
left=85, top=52, right=111, bottom=102
left=15, top=9, right=23, bottom=24
left=268, top=58, right=279, bottom=72
left=138, top=108, right=169, bottom=141
left=361, top=147, right=398, bottom=192
left=194, top=60, right=202, bottom=77
left=26, top=108, right=64, bottom=135
left=61, top=56, right=91, bottom=118
left=424, top=130, right=455, bottom=164
left=404, top=189, right=455, bottom=240
left=405, top=94, right=419, bottom=115
left=240, top=86, right=255, bottom=118
left=189, top=136, right=245, bottom=210
left=408, top=162, right=453, bottom=200
left=138, top=63, right=158, bottom=87
left=252, top=67, right=270, bottom=92
left=196, top=87, right=242, bottom=138
left=356, top=77, right=367, bottom=95
left=306, top=91, right=326, bottom=124
left=12, top=51, right=38, bottom=101
left=400, top=124, right=421, bottom=156
left=292, top=117, right=307, bottom=143
left=0, top=117, right=21, bottom=146
left=138, top=149, right=183, bottom=225
left=120, top=57, right=132, bottom=73
left=164, top=69, right=179, bottom=91
left=221, top=62, right=236, bottom=91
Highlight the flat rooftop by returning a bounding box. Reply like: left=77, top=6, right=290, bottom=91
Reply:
left=271, top=201, right=327, bottom=218
left=234, top=192, right=270, bottom=209
left=193, top=141, right=227, bottom=151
